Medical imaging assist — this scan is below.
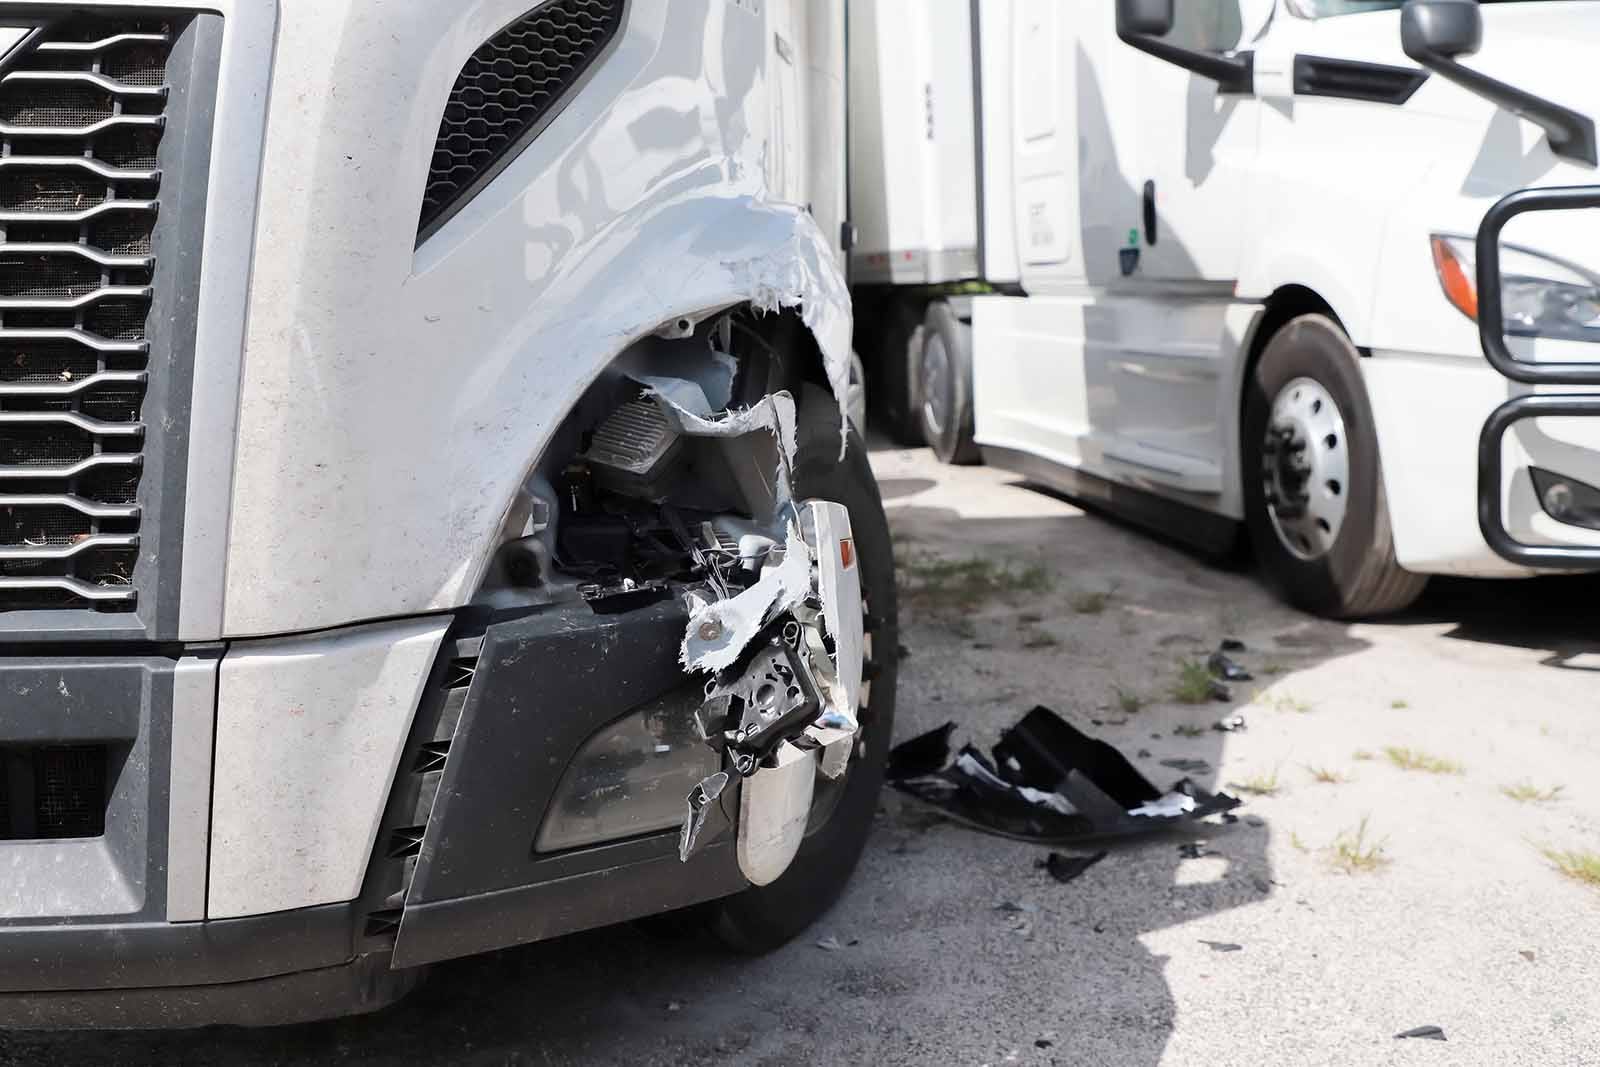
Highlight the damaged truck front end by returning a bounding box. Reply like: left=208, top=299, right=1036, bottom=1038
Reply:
left=0, top=0, right=891, bottom=1028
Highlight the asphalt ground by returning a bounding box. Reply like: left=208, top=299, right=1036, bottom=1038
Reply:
left=10, top=443, right=1597, bottom=1066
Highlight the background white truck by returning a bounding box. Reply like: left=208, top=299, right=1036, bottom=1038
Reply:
left=849, top=0, right=1600, bottom=617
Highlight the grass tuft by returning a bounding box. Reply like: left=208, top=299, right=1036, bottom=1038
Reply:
left=1542, top=848, right=1600, bottom=888
left=1070, top=587, right=1114, bottom=615
left=897, top=554, right=1052, bottom=615
left=1171, top=659, right=1215, bottom=705
left=1501, top=782, right=1564, bottom=804
left=1229, top=770, right=1281, bottom=797
left=1353, top=749, right=1375, bottom=761
left=1391, top=699, right=1409, bottom=709
left=1383, top=746, right=1464, bottom=775
left=1021, top=630, right=1060, bottom=650
left=1330, top=817, right=1390, bottom=874
left=1306, top=765, right=1350, bottom=785
left=1113, top=685, right=1144, bottom=715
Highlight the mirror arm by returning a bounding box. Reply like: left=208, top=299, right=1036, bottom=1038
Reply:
left=1116, top=27, right=1254, bottom=94
left=1405, top=48, right=1596, bottom=167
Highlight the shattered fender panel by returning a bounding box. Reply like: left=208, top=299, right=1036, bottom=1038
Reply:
left=725, top=213, right=854, bottom=455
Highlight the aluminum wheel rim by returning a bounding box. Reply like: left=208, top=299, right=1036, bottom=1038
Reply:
left=921, top=332, right=951, bottom=438
left=1262, top=377, right=1350, bottom=561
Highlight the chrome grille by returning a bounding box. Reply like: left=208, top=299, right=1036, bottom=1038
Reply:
left=0, top=18, right=173, bottom=613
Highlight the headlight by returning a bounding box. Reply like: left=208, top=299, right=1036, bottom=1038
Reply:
left=1430, top=234, right=1600, bottom=342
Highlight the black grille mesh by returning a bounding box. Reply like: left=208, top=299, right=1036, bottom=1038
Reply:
left=0, top=18, right=174, bottom=613
left=419, top=0, right=623, bottom=234
left=0, top=746, right=108, bottom=840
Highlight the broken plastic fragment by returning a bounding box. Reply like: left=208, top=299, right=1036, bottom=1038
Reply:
left=1208, top=649, right=1253, bottom=682
left=1160, top=758, right=1212, bottom=775
left=886, top=707, right=1240, bottom=844
left=1178, top=842, right=1222, bottom=859
left=1130, top=791, right=1198, bottom=818
left=678, top=771, right=731, bottom=862
left=681, top=528, right=811, bottom=673
left=1200, top=939, right=1244, bottom=953
left=1214, top=714, right=1247, bottom=733
left=1039, top=851, right=1107, bottom=884
left=804, top=724, right=856, bottom=780
left=1395, top=1026, right=1447, bottom=1041
left=1220, top=638, right=1247, bottom=652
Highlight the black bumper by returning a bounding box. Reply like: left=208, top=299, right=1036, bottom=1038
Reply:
left=0, top=593, right=747, bottom=1028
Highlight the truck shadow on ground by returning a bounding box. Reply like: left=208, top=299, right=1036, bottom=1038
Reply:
left=7, top=504, right=1388, bottom=1067
left=1396, top=572, right=1600, bottom=671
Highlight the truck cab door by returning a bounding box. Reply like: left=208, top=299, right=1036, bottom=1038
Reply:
left=1077, top=1, right=1264, bottom=498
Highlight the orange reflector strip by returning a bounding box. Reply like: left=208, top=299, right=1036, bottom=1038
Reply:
left=839, top=537, right=856, bottom=570
left=1431, top=236, right=1479, bottom=322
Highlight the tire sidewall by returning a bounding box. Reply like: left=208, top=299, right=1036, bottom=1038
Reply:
left=707, top=387, right=899, bottom=950
left=917, top=301, right=978, bottom=465
left=1243, top=315, right=1384, bottom=616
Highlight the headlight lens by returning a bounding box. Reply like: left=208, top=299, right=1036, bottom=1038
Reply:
left=1430, top=235, right=1600, bottom=343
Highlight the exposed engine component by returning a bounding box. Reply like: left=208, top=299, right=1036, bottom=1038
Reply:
left=480, top=318, right=864, bottom=887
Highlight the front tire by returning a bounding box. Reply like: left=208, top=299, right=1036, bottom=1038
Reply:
left=699, top=385, right=899, bottom=952
left=1242, top=314, right=1427, bottom=618
left=915, top=300, right=980, bottom=465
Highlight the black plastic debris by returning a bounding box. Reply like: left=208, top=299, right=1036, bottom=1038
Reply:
left=1221, top=638, right=1247, bottom=653
left=1395, top=1026, right=1447, bottom=1042
left=1208, top=649, right=1253, bottom=682
left=1213, top=714, right=1247, bottom=733
left=887, top=721, right=956, bottom=780
left=1039, top=850, right=1107, bottom=884
left=1200, top=940, right=1243, bottom=953
left=886, top=707, right=1241, bottom=844
left=1178, top=842, right=1221, bottom=859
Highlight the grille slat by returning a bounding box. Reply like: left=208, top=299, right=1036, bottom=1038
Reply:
left=1, top=70, right=168, bottom=99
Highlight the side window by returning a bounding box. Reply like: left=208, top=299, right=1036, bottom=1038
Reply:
left=1166, top=1, right=1244, bottom=52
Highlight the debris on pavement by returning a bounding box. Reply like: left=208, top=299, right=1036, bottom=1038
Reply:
left=1208, top=648, right=1253, bottom=682
left=1207, top=679, right=1233, bottom=702
left=1395, top=1026, right=1448, bottom=1041
left=1220, top=638, right=1247, bottom=653
left=1160, top=757, right=1212, bottom=775
left=815, top=935, right=859, bottom=951
left=1213, top=714, right=1247, bottom=733
left=1038, top=850, right=1108, bottom=884
left=1179, top=842, right=1222, bottom=859
left=1200, top=940, right=1243, bottom=953
left=885, top=707, right=1241, bottom=844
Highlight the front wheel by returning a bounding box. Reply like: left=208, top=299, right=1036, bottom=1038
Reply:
left=1242, top=314, right=1427, bottom=619
left=699, top=384, right=899, bottom=952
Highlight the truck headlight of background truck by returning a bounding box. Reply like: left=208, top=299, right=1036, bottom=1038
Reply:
left=1431, top=234, right=1600, bottom=342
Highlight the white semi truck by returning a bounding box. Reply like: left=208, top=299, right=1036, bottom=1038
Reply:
left=850, top=0, right=1600, bottom=617
left=0, top=0, right=896, bottom=1027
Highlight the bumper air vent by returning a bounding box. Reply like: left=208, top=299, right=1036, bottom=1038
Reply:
left=1293, top=54, right=1428, bottom=106
left=418, top=0, right=625, bottom=241
left=0, top=745, right=109, bottom=840
left=0, top=17, right=176, bottom=614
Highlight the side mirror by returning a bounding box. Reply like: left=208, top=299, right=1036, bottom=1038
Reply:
left=1116, top=0, right=1174, bottom=38
left=1401, top=0, right=1595, bottom=166
left=1115, top=0, right=1252, bottom=94
left=1400, top=0, right=1481, bottom=61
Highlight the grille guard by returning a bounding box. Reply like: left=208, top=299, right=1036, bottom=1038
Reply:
left=1476, top=185, right=1600, bottom=567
